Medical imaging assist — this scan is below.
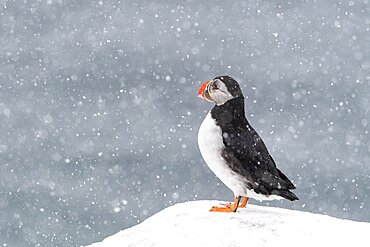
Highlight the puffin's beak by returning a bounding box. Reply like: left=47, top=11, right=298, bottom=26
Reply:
left=197, top=80, right=213, bottom=102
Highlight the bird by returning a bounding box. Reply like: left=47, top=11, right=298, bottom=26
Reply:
left=197, top=75, right=298, bottom=213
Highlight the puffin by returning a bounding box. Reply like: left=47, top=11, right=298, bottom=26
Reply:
left=197, top=75, right=298, bottom=212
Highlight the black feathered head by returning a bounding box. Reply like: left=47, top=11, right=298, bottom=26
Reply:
left=198, top=75, right=244, bottom=105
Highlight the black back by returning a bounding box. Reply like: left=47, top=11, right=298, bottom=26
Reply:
left=211, top=96, right=298, bottom=199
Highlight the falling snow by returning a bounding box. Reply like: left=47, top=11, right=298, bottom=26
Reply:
left=0, top=0, right=369, bottom=246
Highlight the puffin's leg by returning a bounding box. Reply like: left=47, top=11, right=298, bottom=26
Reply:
left=239, top=197, right=249, bottom=208
left=210, top=196, right=241, bottom=212
left=220, top=196, right=249, bottom=208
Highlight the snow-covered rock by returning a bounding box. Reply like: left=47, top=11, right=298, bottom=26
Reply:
left=88, top=200, right=370, bottom=247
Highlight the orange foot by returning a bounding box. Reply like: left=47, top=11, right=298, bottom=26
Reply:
left=209, top=196, right=241, bottom=213
left=219, top=196, right=249, bottom=209
left=220, top=202, right=233, bottom=207
left=210, top=205, right=236, bottom=212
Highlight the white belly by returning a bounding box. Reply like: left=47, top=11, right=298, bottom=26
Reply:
left=198, top=112, right=247, bottom=196
left=198, top=112, right=283, bottom=201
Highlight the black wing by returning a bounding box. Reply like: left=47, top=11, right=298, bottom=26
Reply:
left=221, top=121, right=296, bottom=192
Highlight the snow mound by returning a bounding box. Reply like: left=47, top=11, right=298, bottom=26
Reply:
left=88, top=200, right=370, bottom=247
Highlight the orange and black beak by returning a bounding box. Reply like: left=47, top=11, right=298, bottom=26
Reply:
left=197, top=80, right=213, bottom=102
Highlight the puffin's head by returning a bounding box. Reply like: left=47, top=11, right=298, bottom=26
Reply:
left=198, top=75, right=243, bottom=106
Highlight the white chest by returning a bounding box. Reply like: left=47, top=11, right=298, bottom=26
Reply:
left=197, top=112, right=246, bottom=196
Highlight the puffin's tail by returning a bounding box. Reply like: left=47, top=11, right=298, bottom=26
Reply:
left=272, top=189, right=299, bottom=201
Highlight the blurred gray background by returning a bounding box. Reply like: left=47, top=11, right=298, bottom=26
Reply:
left=0, top=0, right=369, bottom=246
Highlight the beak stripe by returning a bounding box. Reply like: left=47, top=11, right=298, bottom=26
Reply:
left=198, top=81, right=210, bottom=99
left=198, top=80, right=214, bottom=102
